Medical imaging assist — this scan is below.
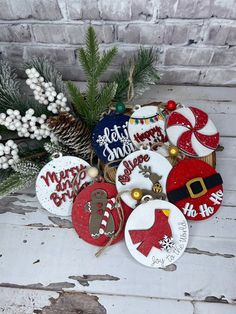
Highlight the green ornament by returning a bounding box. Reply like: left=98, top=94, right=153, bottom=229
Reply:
left=115, top=102, right=126, bottom=113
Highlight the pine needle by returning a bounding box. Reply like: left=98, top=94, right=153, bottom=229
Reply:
left=113, top=47, right=160, bottom=101
left=67, top=26, right=117, bottom=128
left=0, top=172, right=36, bottom=199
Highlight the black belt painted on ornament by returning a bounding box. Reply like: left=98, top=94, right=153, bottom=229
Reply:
left=167, top=173, right=223, bottom=203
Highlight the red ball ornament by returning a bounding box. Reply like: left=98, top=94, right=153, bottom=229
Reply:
left=166, top=100, right=177, bottom=111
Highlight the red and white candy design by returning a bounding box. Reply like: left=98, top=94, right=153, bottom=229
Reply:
left=98, top=197, right=115, bottom=236
left=166, top=106, right=219, bottom=157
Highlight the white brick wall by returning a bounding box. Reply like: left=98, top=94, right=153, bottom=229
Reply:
left=0, top=0, right=236, bottom=86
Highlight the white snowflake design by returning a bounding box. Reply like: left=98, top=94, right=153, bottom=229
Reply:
left=120, top=136, right=132, bottom=146
left=159, top=235, right=175, bottom=252
left=96, top=135, right=108, bottom=147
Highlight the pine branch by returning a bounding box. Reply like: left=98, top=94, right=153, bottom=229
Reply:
left=12, top=160, right=41, bottom=175
left=113, top=47, right=160, bottom=101
left=67, top=26, right=117, bottom=128
left=0, top=61, right=50, bottom=117
left=0, top=61, right=20, bottom=94
left=24, top=57, right=66, bottom=94
left=78, top=49, right=90, bottom=77
left=0, top=171, right=36, bottom=199
left=96, top=48, right=117, bottom=78
left=95, top=82, right=117, bottom=118
left=44, top=142, right=69, bottom=155
left=86, top=26, right=100, bottom=69
left=0, top=168, right=14, bottom=184
left=66, top=81, right=90, bottom=120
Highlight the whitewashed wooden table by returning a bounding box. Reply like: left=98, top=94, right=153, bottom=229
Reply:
left=0, top=85, right=236, bottom=314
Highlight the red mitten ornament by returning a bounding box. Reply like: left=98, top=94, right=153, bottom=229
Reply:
left=125, top=200, right=189, bottom=268
left=166, top=106, right=219, bottom=157
left=166, top=159, right=223, bottom=221
left=72, top=182, right=132, bottom=246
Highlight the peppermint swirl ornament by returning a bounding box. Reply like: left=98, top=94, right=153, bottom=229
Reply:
left=36, top=156, right=92, bottom=216
left=92, top=114, right=135, bottom=163
left=166, top=106, right=219, bottom=157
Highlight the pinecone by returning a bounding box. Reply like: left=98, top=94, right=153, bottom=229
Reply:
left=47, top=113, right=92, bottom=160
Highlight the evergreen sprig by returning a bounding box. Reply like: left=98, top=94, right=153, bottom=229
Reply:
left=113, top=47, right=160, bottom=101
left=44, top=142, right=69, bottom=155
left=12, top=160, right=41, bottom=175
left=24, top=57, right=66, bottom=94
left=67, top=26, right=117, bottom=128
left=0, top=61, right=19, bottom=93
left=0, top=61, right=49, bottom=116
left=0, top=172, right=36, bottom=199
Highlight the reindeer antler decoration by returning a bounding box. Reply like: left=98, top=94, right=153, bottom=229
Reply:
left=138, top=164, right=166, bottom=200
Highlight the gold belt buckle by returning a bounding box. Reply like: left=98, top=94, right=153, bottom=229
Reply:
left=186, top=177, right=207, bottom=199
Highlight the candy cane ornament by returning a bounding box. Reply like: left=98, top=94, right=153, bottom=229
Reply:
left=166, top=106, right=219, bottom=157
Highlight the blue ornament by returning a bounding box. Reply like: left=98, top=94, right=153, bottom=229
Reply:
left=92, top=114, right=135, bottom=163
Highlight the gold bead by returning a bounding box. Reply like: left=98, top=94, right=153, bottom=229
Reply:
left=87, top=167, right=99, bottom=178
left=131, top=188, right=143, bottom=201
left=168, top=145, right=179, bottom=157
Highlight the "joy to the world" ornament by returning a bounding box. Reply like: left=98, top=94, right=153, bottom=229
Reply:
left=116, top=149, right=172, bottom=208
left=92, top=114, right=135, bottom=164
left=128, top=105, right=167, bottom=148
left=36, top=155, right=92, bottom=216
left=125, top=199, right=189, bottom=268
left=166, top=159, right=223, bottom=221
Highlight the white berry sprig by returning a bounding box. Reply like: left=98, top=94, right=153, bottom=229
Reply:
left=0, top=140, right=19, bottom=169
left=25, top=67, right=70, bottom=114
left=0, top=108, right=56, bottom=142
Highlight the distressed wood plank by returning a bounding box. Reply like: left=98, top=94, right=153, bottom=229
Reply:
left=194, top=302, right=236, bottom=314
left=135, top=85, right=236, bottom=106
left=0, top=224, right=235, bottom=303
left=0, top=202, right=235, bottom=239
left=0, top=287, right=58, bottom=314
left=0, top=287, right=194, bottom=314
left=1, top=286, right=235, bottom=314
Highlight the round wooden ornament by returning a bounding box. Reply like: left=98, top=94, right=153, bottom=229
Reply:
left=116, top=149, right=172, bottom=208
left=72, top=182, right=132, bottom=246
left=166, top=106, right=219, bottom=157
left=166, top=159, right=223, bottom=221
left=128, top=105, right=167, bottom=148
left=92, top=113, right=135, bottom=164
left=125, top=199, right=189, bottom=268
left=36, top=156, right=92, bottom=216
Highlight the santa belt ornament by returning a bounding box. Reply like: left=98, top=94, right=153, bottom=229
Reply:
left=168, top=173, right=223, bottom=203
